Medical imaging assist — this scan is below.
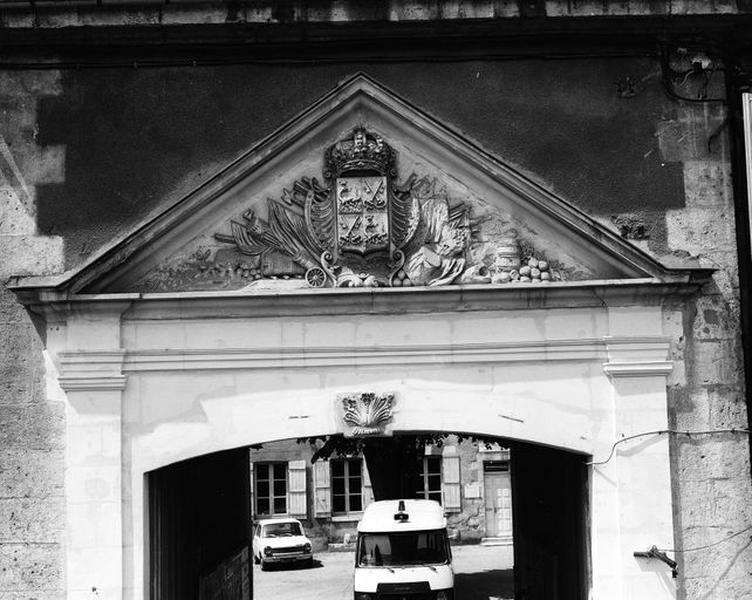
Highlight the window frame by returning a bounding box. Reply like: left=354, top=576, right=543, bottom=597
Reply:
left=416, top=455, right=443, bottom=505
left=330, top=457, right=363, bottom=515
left=254, top=461, right=288, bottom=517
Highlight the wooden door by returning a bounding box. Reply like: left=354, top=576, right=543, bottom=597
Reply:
left=483, top=461, right=513, bottom=539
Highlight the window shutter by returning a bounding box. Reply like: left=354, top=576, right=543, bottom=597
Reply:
left=362, top=461, right=374, bottom=508
left=248, top=458, right=255, bottom=520
left=288, top=460, right=307, bottom=519
left=442, top=446, right=461, bottom=512
left=313, top=460, right=331, bottom=517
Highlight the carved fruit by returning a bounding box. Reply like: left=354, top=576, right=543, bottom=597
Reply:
left=538, top=261, right=549, bottom=271
left=519, top=265, right=531, bottom=277
left=531, top=268, right=541, bottom=279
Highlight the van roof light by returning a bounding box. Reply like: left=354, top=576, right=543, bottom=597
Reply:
left=394, top=500, right=409, bottom=522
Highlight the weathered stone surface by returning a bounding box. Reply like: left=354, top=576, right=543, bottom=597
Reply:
left=0, top=404, right=65, bottom=451
left=0, top=450, right=64, bottom=499
left=0, top=544, right=63, bottom=591
left=0, top=498, right=65, bottom=542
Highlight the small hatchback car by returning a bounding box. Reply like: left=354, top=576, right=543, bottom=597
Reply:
left=252, top=518, right=314, bottom=570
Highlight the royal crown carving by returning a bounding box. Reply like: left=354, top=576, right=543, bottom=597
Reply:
left=324, top=127, right=396, bottom=179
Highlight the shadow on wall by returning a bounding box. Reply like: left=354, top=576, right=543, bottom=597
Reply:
left=454, top=568, right=514, bottom=600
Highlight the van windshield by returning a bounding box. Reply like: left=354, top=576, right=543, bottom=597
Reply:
left=357, top=530, right=449, bottom=567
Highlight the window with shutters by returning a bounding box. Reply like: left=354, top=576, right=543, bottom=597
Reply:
left=331, top=458, right=363, bottom=515
left=416, top=456, right=443, bottom=505
left=255, top=462, right=287, bottom=516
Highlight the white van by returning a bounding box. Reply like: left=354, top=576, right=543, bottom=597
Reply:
left=354, top=499, right=454, bottom=600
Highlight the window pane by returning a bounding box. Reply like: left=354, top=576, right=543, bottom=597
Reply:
left=274, top=480, right=286, bottom=496
left=349, top=476, right=362, bottom=494
left=349, top=458, right=361, bottom=471
left=429, top=492, right=442, bottom=505
left=350, top=494, right=362, bottom=512
left=333, top=495, right=346, bottom=513
left=332, top=476, right=345, bottom=495
left=427, top=457, right=442, bottom=475
left=257, top=498, right=270, bottom=515
left=273, top=463, right=286, bottom=479
left=331, top=461, right=344, bottom=477
left=257, top=464, right=270, bottom=480
left=427, top=474, right=442, bottom=491
left=257, top=480, right=269, bottom=498
left=273, top=497, right=287, bottom=514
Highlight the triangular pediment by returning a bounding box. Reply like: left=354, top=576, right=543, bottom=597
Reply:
left=11, top=73, right=709, bottom=298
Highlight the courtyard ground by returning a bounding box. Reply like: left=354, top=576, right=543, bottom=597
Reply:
left=253, top=544, right=514, bottom=600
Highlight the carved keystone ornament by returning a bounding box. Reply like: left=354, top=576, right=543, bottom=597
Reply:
left=339, top=392, right=395, bottom=437
left=213, top=127, right=565, bottom=290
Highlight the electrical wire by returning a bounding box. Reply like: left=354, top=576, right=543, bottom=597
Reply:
left=657, top=525, right=752, bottom=554
left=587, top=428, right=750, bottom=466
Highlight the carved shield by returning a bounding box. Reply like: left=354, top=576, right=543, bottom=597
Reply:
left=335, top=176, right=389, bottom=256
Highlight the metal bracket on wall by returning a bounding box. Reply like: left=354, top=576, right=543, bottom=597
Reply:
left=633, top=545, right=678, bottom=578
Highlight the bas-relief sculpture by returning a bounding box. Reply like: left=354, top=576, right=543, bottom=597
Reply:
left=340, top=392, right=395, bottom=437
left=134, top=128, right=574, bottom=292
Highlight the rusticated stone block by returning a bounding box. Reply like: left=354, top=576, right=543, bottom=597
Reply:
left=689, top=338, right=743, bottom=387
left=0, top=498, right=64, bottom=542
left=0, top=450, right=64, bottom=499
left=0, top=543, right=63, bottom=591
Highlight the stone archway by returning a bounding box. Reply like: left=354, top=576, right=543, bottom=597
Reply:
left=21, top=291, right=685, bottom=600
left=9, top=74, right=708, bottom=600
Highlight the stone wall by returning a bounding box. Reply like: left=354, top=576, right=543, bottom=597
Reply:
left=0, top=28, right=750, bottom=600
left=0, top=71, right=65, bottom=600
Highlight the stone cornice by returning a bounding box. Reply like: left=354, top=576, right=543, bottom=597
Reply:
left=10, top=278, right=709, bottom=322
left=56, top=336, right=672, bottom=373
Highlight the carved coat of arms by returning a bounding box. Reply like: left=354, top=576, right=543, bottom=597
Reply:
left=213, top=127, right=564, bottom=289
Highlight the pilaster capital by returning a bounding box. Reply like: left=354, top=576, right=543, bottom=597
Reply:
left=602, top=337, right=673, bottom=378
left=58, top=349, right=127, bottom=392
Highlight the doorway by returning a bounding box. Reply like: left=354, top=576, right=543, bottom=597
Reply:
left=483, top=461, right=513, bottom=542
left=148, top=436, right=588, bottom=600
